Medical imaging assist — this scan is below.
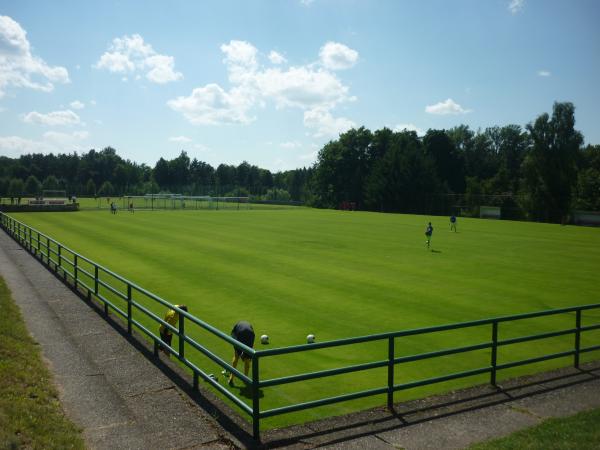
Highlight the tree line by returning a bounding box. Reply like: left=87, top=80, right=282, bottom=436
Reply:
left=311, top=102, right=599, bottom=222
left=0, top=147, right=313, bottom=203
left=1, top=101, right=598, bottom=222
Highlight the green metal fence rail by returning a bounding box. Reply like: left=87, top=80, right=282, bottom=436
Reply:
left=1, top=211, right=599, bottom=442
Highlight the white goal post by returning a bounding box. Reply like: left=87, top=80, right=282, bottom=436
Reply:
left=480, top=205, right=501, bottom=219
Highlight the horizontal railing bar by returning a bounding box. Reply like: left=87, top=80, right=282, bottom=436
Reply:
left=260, top=359, right=388, bottom=388
left=96, top=278, right=128, bottom=301
left=394, top=342, right=492, bottom=365
left=182, top=335, right=250, bottom=384
left=77, top=280, right=94, bottom=294
left=130, top=318, right=157, bottom=341
left=60, top=257, right=75, bottom=267
left=77, top=266, right=94, bottom=280
left=257, top=304, right=600, bottom=357
left=184, top=359, right=253, bottom=416
left=496, top=350, right=575, bottom=371
left=96, top=293, right=127, bottom=319
left=581, top=323, right=600, bottom=333
left=394, top=366, right=492, bottom=391
left=580, top=344, right=600, bottom=354
left=260, top=386, right=388, bottom=418
left=498, top=328, right=576, bottom=347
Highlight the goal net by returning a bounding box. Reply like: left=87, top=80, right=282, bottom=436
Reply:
left=480, top=205, right=501, bottom=219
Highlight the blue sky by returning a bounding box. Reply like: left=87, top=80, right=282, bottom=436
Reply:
left=1, top=0, right=598, bottom=171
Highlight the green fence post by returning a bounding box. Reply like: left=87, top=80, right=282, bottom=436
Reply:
left=94, top=266, right=99, bottom=295
left=574, top=309, right=582, bottom=368
left=127, top=284, right=132, bottom=335
left=74, top=254, right=78, bottom=289
left=46, top=236, right=50, bottom=264
left=490, top=321, right=498, bottom=386
left=178, top=312, right=185, bottom=359
left=252, top=355, right=260, bottom=442
left=387, top=336, right=395, bottom=410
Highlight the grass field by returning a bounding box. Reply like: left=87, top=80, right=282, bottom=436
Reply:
left=470, top=407, right=600, bottom=449
left=9, top=208, right=600, bottom=428
left=0, top=277, right=84, bottom=449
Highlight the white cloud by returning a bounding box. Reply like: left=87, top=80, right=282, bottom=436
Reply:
left=255, top=66, right=352, bottom=110
left=70, top=100, right=85, bottom=109
left=299, top=147, right=319, bottom=161
left=221, top=40, right=259, bottom=84
left=508, top=0, right=524, bottom=14
left=425, top=98, right=471, bottom=115
left=168, top=40, right=357, bottom=134
left=95, top=34, right=182, bottom=84
left=537, top=70, right=551, bottom=77
left=300, top=0, right=316, bottom=6
left=167, top=83, right=255, bottom=125
left=169, top=135, right=192, bottom=143
left=0, top=15, right=70, bottom=98
left=193, top=143, right=211, bottom=152
left=280, top=141, right=302, bottom=149
left=303, top=108, right=355, bottom=138
left=268, top=50, right=287, bottom=65
left=0, top=131, right=89, bottom=156
left=90, top=100, right=97, bottom=106
left=319, top=42, right=359, bottom=70
left=23, top=109, right=81, bottom=126
left=394, top=123, right=425, bottom=136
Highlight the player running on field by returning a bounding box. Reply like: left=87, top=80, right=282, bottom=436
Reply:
left=425, top=222, right=433, bottom=249
left=450, top=215, right=457, bottom=232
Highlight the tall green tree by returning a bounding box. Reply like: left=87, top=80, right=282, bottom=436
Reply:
left=42, top=175, right=60, bottom=191
left=522, top=102, right=583, bottom=221
left=364, top=131, right=438, bottom=213
left=86, top=179, right=97, bottom=196
left=312, top=127, right=372, bottom=208
left=8, top=178, right=25, bottom=200
left=24, top=175, right=42, bottom=196
left=423, top=129, right=465, bottom=193
left=97, top=181, right=115, bottom=196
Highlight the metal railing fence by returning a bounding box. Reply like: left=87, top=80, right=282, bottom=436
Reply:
left=1, top=211, right=599, bottom=442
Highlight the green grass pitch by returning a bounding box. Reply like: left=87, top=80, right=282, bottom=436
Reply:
left=10, top=208, right=600, bottom=428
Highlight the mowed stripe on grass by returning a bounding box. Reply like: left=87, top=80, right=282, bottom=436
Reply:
left=11, top=208, right=600, bottom=427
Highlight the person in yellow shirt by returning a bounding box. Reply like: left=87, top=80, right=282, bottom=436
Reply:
left=158, top=304, right=188, bottom=356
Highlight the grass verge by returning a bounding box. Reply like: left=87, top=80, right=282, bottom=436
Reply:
left=0, top=277, right=84, bottom=450
left=470, top=407, right=600, bottom=449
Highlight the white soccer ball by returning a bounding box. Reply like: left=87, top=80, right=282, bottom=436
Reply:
left=260, top=334, right=269, bottom=345
left=307, top=334, right=315, bottom=344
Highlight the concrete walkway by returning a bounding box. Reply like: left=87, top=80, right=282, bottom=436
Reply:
left=1, top=228, right=599, bottom=449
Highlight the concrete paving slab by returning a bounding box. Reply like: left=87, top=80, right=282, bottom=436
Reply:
left=511, top=377, right=600, bottom=419
left=84, top=423, right=148, bottom=450
left=322, top=435, right=395, bottom=449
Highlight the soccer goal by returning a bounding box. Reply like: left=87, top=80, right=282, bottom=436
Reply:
left=123, top=194, right=250, bottom=210
left=480, top=205, right=501, bottom=219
